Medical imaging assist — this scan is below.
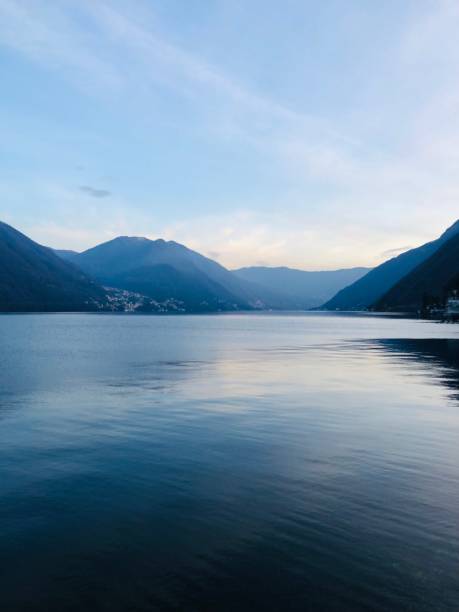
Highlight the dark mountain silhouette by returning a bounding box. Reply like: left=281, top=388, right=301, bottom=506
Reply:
left=323, top=220, right=459, bottom=310
left=373, top=230, right=459, bottom=311
left=446, top=272, right=459, bottom=295
left=233, top=266, right=370, bottom=309
left=0, top=222, right=106, bottom=312
left=67, top=237, right=260, bottom=312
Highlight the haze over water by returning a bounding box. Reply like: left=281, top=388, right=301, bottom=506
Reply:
left=1, top=313, right=459, bottom=611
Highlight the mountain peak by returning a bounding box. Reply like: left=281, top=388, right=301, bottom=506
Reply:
left=111, top=236, right=175, bottom=247
left=114, top=235, right=150, bottom=243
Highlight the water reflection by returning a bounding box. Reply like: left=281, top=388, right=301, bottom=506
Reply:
left=369, top=338, right=459, bottom=400
left=1, top=315, right=459, bottom=611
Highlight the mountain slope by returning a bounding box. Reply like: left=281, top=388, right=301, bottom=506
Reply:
left=323, top=220, right=459, bottom=310
left=233, top=266, right=370, bottom=309
left=53, top=248, right=79, bottom=261
left=0, top=222, right=107, bottom=312
left=70, top=237, right=258, bottom=312
left=373, top=231, right=459, bottom=311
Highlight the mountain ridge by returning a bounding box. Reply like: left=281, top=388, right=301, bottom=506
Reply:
left=322, top=220, right=459, bottom=310
left=373, top=230, right=459, bottom=311
left=233, top=265, right=371, bottom=309
left=0, top=221, right=106, bottom=312
left=67, top=236, right=258, bottom=312
left=5, top=219, right=457, bottom=315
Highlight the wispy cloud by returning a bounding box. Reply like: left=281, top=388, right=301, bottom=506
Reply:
left=79, top=185, right=111, bottom=198
left=380, top=246, right=413, bottom=260
left=1, top=0, right=459, bottom=267
left=0, top=0, right=122, bottom=91
left=0, top=0, right=355, bottom=147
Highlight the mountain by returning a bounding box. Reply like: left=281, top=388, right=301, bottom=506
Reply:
left=67, top=237, right=261, bottom=312
left=53, top=249, right=79, bottom=261
left=232, top=266, right=370, bottom=309
left=373, top=230, right=459, bottom=312
left=61, top=238, right=371, bottom=312
left=322, top=220, right=459, bottom=310
left=0, top=222, right=107, bottom=312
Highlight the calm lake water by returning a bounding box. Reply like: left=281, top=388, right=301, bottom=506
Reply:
left=1, top=313, right=459, bottom=611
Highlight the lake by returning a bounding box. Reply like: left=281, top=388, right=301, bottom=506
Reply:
left=1, top=313, right=459, bottom=611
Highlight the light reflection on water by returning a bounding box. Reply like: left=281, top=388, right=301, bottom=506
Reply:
left=0, top=313, right=459, bottom=611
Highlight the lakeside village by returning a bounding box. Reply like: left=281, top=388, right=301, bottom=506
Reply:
left=424, top=293, right=459, bottom=322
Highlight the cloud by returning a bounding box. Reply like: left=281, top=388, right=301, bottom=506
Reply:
left=156, top=210, right=408, bottom=270
left=11, top=182, right=454, bottom=270
left=380, top=246, right=413, bottom=260
left=0, top=0, right=354, bottom=149
left=1, top=1, right=459, bottom=268
left=0, top=0, right=122, bottom=91
left=79, top=185, right=111, bottom=198
left=4, top=180, right=157, bottom=252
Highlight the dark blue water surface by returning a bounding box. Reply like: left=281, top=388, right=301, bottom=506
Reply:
left=1, top=313, right=459, bottom=611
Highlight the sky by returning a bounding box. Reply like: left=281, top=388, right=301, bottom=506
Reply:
left=1, top=0, right=459, bottom=270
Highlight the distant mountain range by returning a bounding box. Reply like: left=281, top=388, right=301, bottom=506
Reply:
left=323, top=220, right=459, bottom=311
left=0, top=222, right=368, bottom=313
left=2, top=218, right=458, bottom=314
left=233, top=266, right=370, bottom=309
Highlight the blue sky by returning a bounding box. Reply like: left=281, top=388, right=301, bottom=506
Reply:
left=1, top=0, right=459, bottom=269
